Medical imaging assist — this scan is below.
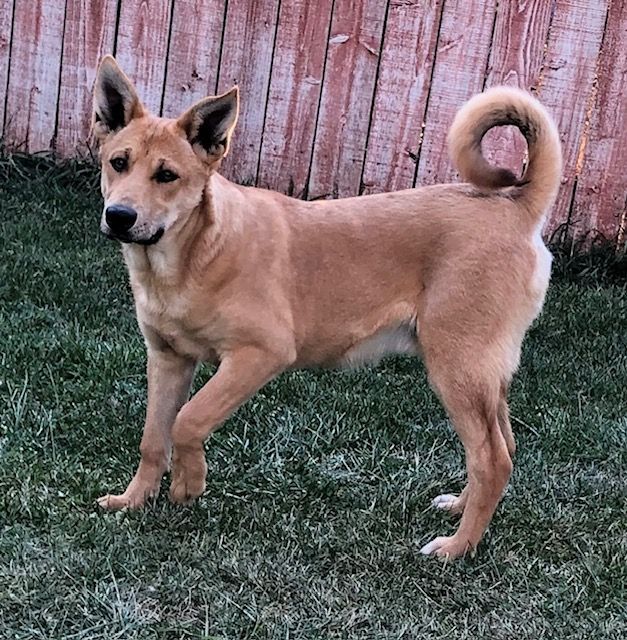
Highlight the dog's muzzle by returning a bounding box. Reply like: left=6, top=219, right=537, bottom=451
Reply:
left=102, top=204, right=164, bottom=245
left=105, top=204, right=137, bottom=233
left=102, top=226, right=165, bottom=245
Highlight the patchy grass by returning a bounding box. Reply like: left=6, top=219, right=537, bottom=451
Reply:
left=0, top=157, right=625, bottom=639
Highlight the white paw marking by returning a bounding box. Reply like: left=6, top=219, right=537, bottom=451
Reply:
left=419, top=536, right=449, bottom=555
left=431, top=494, right=460, bottom=511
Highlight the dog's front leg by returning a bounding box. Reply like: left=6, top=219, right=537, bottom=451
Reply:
left=168, top=346, right=288, bottom=504
left=97, top=349, right=196, bottom=510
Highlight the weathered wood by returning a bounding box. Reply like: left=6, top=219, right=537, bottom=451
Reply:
left=571, top=0, right=627, bottom=248
left=161, top=0, right=227, bottom=118
left=56, top=0, right=119, bottom=156
left=361, top=0, right=444, bottom=195
left=217, top=0, right=280, bottom=186
left=115, top=0, right=173, bottom=115
left=4, top=0, right=65, bottom=152
left=482, top=0, right=553, bottom=175
left=308, top=0, right=387, bottom=200
left=416, top=0, right=498, bottom=188
left=0, top=0, right=623, bottom=252
left=0, top=0, right=14, bottom=137
left=256, top=0, right=333, bottom=197
left=537, top=0, right=609, bottom=241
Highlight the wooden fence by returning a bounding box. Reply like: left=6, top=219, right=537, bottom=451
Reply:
left=0, top=0, right=625, bottom=250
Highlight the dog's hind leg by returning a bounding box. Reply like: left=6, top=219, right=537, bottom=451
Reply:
left=420, top=372, right=512, bottom=559
left=431, top=380, right=515, bottom=518
left=431, top=485, right=469, bottom=515
left=498, top=382, right=516, bottom=458
left=417, top=324, right=514, bottom=559
left=97, top=349, right=196, bottom=510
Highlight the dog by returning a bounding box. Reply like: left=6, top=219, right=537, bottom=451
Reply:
left=92, top=55, right=561, bottom=559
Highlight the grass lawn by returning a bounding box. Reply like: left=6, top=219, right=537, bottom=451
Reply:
left=0, top=157, right=625, bottom=639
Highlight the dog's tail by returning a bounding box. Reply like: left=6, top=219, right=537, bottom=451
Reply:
left=448, top=87, right=562, bottom=226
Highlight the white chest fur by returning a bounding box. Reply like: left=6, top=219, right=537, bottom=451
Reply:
left=129, top=262, right=217, bottom=362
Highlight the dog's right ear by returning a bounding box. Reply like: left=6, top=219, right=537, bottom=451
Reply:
left=92, top=55, right=144, bottom=141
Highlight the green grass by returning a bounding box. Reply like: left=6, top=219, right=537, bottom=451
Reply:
left=0, top=156, right=625, bottom=639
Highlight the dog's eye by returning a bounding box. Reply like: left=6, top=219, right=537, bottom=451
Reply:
left=155, top=169, right=179, bottom=184
left=110, top=157, right=128, bottom=173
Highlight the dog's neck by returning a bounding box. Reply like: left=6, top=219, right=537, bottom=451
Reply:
left=122, top=173, right=235, bottom=290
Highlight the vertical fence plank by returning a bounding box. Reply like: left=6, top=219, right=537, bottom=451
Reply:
left=482, top=0, right=553, bottom=174
left=571, top=0, right=627, bottom=249
left=416, top=0, right=498, bottom=188
left=256, top=0, right=333, bottom=197
left=56, top=0, right=118, bottom=157
left=361, top=0, right=444, bottom=195
left=0, top=0, right=623, bottom=253
left=217, top=0, right=280, bottom=186
left=4, top=0, right=65, bottom=152
left=115, top=0, right=173, bottom=115
left=538, top=0, right=608, bottom=241
left=308, top=0, right=387, bottom=200
left=161, top=0, right=227, bottom=118
left=0, top=0, right=14, bottom=137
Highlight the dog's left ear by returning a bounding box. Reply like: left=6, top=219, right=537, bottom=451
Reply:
left=177, top=87, right=239, bottom=162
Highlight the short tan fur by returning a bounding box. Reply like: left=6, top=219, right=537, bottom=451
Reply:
left=93, top=55, right=561, bottom=560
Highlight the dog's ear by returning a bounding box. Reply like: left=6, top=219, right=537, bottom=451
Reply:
left=92, top=55, right=144, bottom=140
left=177, top=87, right=239, bottom=161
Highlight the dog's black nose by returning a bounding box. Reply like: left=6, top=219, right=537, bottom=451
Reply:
left=105, top=205, right=137, bottom=233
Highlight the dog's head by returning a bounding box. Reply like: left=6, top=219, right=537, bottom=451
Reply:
left=92, top=55, right=238, bottom=245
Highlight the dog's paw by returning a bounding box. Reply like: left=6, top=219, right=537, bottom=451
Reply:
left=168, top=473, right=206, bottom=504
left=168, top=447, right=207, bottom=504
left=431, top=493, right=466, bottom=515
left=97, top=493, right=136, bottom=510
left=419, top=535, right=474, bottom=560
left=96, top=480, right=159, bottom=510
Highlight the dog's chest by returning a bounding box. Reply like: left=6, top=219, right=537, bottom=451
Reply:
left=133, top=281, right=220, bottom=362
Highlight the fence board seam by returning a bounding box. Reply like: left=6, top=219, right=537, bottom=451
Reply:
left=561, top=86, right=598, bottom=247
left=302, top=0, right=337, bottom=200
left=6, top=0, right=68, bottom=151
left=1, top=0, right=16, bottom=136
left=115, top=0, right=174, bottom=114
left=480, top=0, right=500, bottom=91
left=213, top=0, right=230, bottom=94
left=535, top=1, right=558, bottom=94
left=562, top=1, right=611, bottom=245
left=217, top=0, right=282, bottom=184
left=52, top=0, right=69, bottom=152
left=363, top=0, right=452, bottom=192
left=159, top=0, right=178, bottom=115
left=307, top=0, right=389, bottom=199
left=357, top=0, right=391, bottom=195
left=570, top=0, right=625, bottom=249
left=410, top=0, right=447, bottom=189
left=547, top=0, right=609, bottom=241
left=253, top=0, right=283, bottom=185
left=112, top=0, right=122, bottom=56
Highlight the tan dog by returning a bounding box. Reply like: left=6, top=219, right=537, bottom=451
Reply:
left=93, top=55, right=561, bottom=559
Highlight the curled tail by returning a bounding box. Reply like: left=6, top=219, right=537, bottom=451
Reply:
left=448, top=87, right=562, bottom=225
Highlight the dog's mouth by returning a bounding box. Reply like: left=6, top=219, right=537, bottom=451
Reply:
left=103, top=227, right=165, bottom=246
